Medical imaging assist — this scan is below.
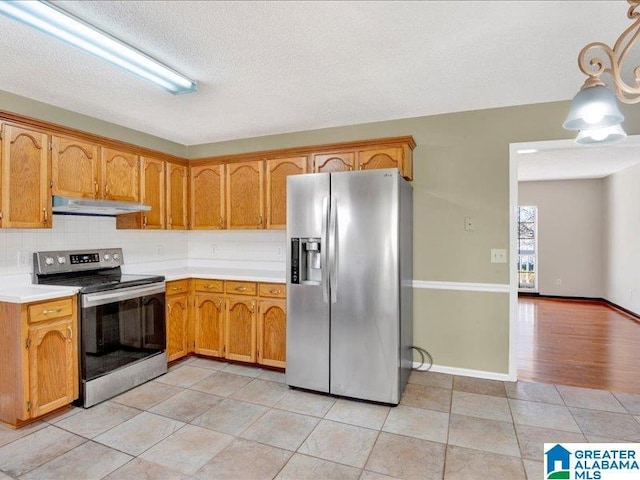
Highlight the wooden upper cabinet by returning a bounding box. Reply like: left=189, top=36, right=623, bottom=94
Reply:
left=1, top=123, right=51, bottom=228
left=51, top=135, right=99, bottom=199
left=357, top=146, right=413, bottom=180
left=166, top=162, right=188, bottom=230
left=226, top=161, right=264, bottom=229
left=265, top=157, right=307, bottom=230
left=101, top=148, right=139, bottom=202
left=313, top=152, right=354, bottom=174
left=141, top=157, right=165, bottom=229
left=190, top=164, right=225, bottom=230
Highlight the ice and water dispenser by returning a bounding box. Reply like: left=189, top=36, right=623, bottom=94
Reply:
left=290, top=238, right=322, bottom=284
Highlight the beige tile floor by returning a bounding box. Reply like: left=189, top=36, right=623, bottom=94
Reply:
left=2, top=357, right=640, bottom=479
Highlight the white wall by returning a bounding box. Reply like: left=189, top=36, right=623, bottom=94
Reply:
left=518, top=179, right=604, bottom=298
left=0, top=215, right=284, bottom=276
left=603, top=162, right=640, bottom=315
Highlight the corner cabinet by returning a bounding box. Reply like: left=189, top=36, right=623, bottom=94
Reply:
left=0, top=296, right=78, bottom=427
left=190, top=164, right=225, bottom=230
left=226, top=161, right=264, bottom=229
left=0, top=123, right=51, bottom=228
left=166, top=162, right=188, bottom=230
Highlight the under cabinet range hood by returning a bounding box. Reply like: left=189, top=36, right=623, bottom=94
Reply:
left=52, top=196, right=151, bottom=216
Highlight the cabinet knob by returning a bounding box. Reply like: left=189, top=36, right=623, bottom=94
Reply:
left=171, top=286, right=179, bottom=291
left=258, top=215, right=263, bottom=227
left=269, top=289, right=282, bottom=295
left=219, top=216, right=224, bottom=228
left=235, top=286, right=247, bottom=292
left=42, top=208, right=48, bottom=224
left=42, top=308, right=62, bottom=315
left=67, top=326, right=73, bottom=341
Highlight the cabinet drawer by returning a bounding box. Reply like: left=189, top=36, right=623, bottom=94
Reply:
left=166, top=280, right=189, bottom=295
left=28, top=298, right=73, bottom=323
left=259, top=283, right=286, bottom=299
left=225, top=281, right=257, bottom=296
left=194, top=279, right=224, bottom=293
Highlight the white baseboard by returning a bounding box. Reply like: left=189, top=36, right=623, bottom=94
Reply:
left=412, top=362, right=516, bottom=382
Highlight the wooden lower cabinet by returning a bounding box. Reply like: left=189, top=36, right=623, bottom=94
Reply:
left=0, top=296, right=78, bottom=427
left=257, top=299, right=286, bottom=368
left=165, top=279, right=286, bottom=368
left=224, top=296, right=257, bottom=363
left=166, top=280, right=189, bottom=362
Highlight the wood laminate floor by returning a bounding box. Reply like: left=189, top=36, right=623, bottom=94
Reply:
left=517, top=296, right=640, bottom=393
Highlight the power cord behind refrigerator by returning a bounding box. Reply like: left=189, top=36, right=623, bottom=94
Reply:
left=411, top=346, right=433, bottom=371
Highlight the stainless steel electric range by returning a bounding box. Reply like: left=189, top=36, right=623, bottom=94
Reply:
left=33, top=248, right=167, bottom=407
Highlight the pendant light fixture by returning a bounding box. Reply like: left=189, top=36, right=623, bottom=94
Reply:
left=563, top=0, right=640, bottom=144
left=0, top=0, right=196, bottom=94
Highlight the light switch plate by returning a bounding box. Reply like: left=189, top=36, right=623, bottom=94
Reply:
left=490, top=248, right=507, bottom=263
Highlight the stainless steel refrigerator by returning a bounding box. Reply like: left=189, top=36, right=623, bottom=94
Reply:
left=286, top=168, right=412, bottom=405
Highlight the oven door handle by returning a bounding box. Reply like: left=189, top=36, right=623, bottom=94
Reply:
left=82, top=283, right=166, bottom=308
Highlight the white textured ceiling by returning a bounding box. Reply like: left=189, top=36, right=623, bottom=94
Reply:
left=0, top=1, right=632, bottom=145
left=517, top=137, right=640, bottom=182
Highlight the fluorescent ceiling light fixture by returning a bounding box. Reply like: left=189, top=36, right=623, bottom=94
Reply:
left=516, top=148, right=539, bottom=154
left=0, top=0, right=196, bottom=94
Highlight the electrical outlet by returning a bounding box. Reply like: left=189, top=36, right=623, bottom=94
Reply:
left=490, top=248, right=507, bottom=263
left=556, top=278, right=562, bottom=285
left=212, top=244, right=217, bottom=256
left=17, top=251, right=28, bottom=267
left=155, top=245, right=163, bottom=256
left=277, top=246, right=283, bottom=259
left=464, top=217, right=475, bottom=231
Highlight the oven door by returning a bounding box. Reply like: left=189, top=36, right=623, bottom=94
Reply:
left=81, top=283, right=166, bottom=382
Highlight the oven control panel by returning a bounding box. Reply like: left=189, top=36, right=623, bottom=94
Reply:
left=34, top=248, right=124, bottom=274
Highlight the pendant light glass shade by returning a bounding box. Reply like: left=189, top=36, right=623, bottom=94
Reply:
left=563, top=85, right=624, bottom=131
left=575, top=123, right=627, bottom=145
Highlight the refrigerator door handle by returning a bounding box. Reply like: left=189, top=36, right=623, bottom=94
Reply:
left=329, top=196, right=338, bottom=303
left=321, top=196, right=329, bottom=303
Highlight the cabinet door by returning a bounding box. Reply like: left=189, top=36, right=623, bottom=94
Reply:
left=27, top=318, right=76, bottom=418
left=226, top=161, right=264, bottom=229
left=194, top=294, right=225, bottom=357
left=1, top=124, right=51, bottom=228
left=313, top=152, right=354, bottom=174
left=101, top=148, right=140, bottom=202
left=166, top=293, right=189, bottom=362
left=166, top=162, right=188, bottom=230
left=265, top=157, right=307, bottom=229
left=190, top=164, right=225, bottom=229
left=51, top=135, right=99, bottom=199
left=141, top=157, right=166, bottom=229
left=357, top=147, right=403, bottom=173
left=225, top=297, right=256, bottom=363
left=257, top=299, right=286, bottom=368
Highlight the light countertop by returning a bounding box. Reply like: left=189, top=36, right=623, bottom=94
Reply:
left=0, top=262, right=285, bottom=304
left=0, top=285, right=80, bottom=304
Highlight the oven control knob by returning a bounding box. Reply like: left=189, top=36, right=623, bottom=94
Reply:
left=57, top=256, right=66, bottom=264
left=113, top=253, right=120, bottom=261
left=103, top=254, right=111, bottom=261
left=45, top=256, right=54, bottom=266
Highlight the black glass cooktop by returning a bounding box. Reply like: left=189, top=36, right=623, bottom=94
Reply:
left=35, top=268, right=165, bottom=294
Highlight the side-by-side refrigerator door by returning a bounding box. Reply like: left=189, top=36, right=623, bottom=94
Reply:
left=329, top=169, right=401, bottom=404
left=286, top=173, right=331, bottom=393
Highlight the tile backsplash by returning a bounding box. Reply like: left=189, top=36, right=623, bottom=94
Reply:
left=0, top=215, right=286, bottom=275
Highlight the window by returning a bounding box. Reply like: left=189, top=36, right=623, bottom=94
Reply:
left=518, top=206, right=537, bottom=291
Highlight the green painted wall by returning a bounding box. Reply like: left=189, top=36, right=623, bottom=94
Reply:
left=0, top=89, right=186, bottom=157
left=3, top=88, right=640, bottom=374
left=188, top=101, right=640, bottom=374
